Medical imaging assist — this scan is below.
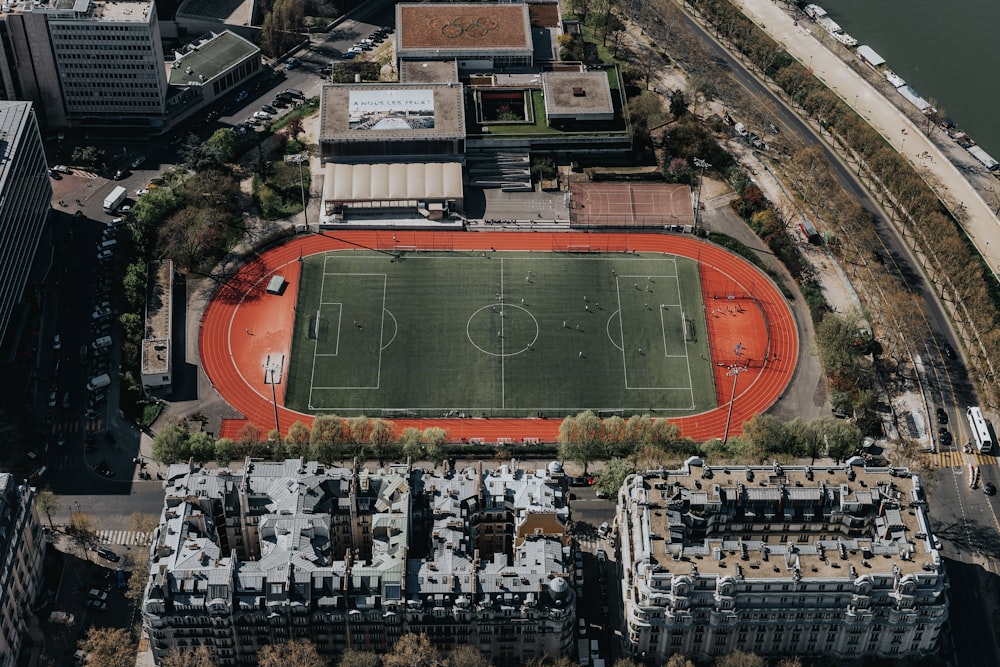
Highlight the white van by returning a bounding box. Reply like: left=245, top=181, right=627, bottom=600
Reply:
left=92, top=336, right=112, bottom=350
left=86, top=373, right=111, bottom=391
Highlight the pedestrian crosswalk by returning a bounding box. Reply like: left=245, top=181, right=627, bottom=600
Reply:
left=95, top=530, right=153, bottom=546
left=927, top=451, right=997, bottom=468
left=49, top=418, right=103, bottom=434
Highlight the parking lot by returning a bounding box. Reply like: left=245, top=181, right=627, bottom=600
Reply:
left=39, top=534, right=133, bottom=666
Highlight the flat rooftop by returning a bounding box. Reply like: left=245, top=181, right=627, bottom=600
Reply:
left=39, top=0, right=154, bottom=23
left=319, top=83, right=466, bottom=143
left=141, top=260, right=172, bottom=376
left=401, top=60, right=460, bottom=85
left=168, top=31, right=259, bottom=86
left=541, top=71, right=614, bottom=119
left=625, top=461, right=940, bottom=581
left=396, top=3, right=532, bottom=55
left=177, top=0, right=254, bottom=26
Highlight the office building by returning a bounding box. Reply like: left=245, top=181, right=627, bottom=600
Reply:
left=0, top=474, right=48, bottom=667
left=0, top=101, right=51, bottom=358
left=617, top=458, right=948, bottom=663
left=142, top=459, right=575, bottom=666
left=0, top=0, right=169, bottom=130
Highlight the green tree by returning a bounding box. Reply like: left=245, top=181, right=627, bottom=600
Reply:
left=214, top=437, right=237, bottom=466
left=557, top=414, right=600, bottom=474
left=669, top=90, right=689, bottom=118
left=258, top=640, right=325, bottom=667
left=285, top=421, right=312, bottom=458
left=713, top=651, right=766, bottom=667
left=161, top=646, right=218, bottom=667
left=339, top=649, right=380, bottom=667
left=80, top=627, right=136, bottom=667
left=448, top=645, right=492, bottom=667
left=34, top=490, right=61, bottom=529
left=122, top=261, right=147, bottom=311
left=368, top=418, right=397, bottom=463
left=68, top=511, right=97, bottom=561
left=189, top=431, right=216, bottom=463
left=71, top=145, right=105, bottom=169
left=814, top=416, right=862, bottom=463
left=740, top=413, right=797, bottom=461
left=664, top=655, right=696, bottom=667
left=260, top=0, right=305, bottom=58
left=383, top=634, right=441, bottom=667
left=596, top=457, right=633, bottom=498
left=151, top=424, right=191, bottom=464
left=422, top=427, right=448, bottom=467
left=205, top=128, right=242, bottom=163
left=400, top=427, right=423, bottom=461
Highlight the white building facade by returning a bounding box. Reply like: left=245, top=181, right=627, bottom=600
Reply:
left=617, top=458, right=948, bottom=664
left=142, top=459, right=575, bottom=666
left=0, top=0, right=168, bottom=130
left=0, top=474, right=48, bottom=667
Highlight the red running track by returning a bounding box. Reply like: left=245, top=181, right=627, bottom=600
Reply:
left=201, top=231, right=797, bottom=443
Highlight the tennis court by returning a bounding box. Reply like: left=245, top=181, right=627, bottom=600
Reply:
left=569, top=182, right=695, bottom=228
left=283, top=250, right=716, bottom=417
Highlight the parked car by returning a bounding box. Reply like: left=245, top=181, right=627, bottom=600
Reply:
left=135, top=187, right=149, bottom=197
left=235, top=89, right=248, bottom=103
left=87, top=588, right=109, bottom=601
left=96, top=250, right=114, bottom=262
left=47, top=391, right=57, bottom=407
left=936, top=408, right=948, bottom=424
left=49, top=611, right=75, bottom=625
left=52, top=334, right=61, bottom=350
left=252, top=110, right=271, bottom=120
left=96, top=547, right=120, bottom=562
left=284, top=57, right=301, bottom=70
left=130, top=155, right=146, bottom=169
left=261, top=104, right=277, bottom=114
left=86, top=599, right=107, bottom=611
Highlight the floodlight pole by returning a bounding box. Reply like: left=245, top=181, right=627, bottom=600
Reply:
left=722, top=343, right=746, bottom=445
left=693, top=157, right=711, bottom=231
left=269, top=367, right=280, bottom=435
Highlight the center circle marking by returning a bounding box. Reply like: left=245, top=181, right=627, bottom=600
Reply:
left=467, top=304, right=539, bottom=357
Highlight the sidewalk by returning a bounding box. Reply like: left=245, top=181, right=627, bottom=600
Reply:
left=731, top=0, right=1000, bottom=277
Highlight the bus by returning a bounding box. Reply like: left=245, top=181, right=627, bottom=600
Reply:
left=967, top=406, right=994, bottom=453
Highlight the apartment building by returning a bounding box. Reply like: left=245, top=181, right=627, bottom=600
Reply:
left=142, top=459, right=575, bottom=666
left=0, top=474, right=48, bottom=667
left=0, top=0, right=169, bottom=130
left=0, top=101, right=51, bottom=358
left=617, top=458, right=948, bottom=664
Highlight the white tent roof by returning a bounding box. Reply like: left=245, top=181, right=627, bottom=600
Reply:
left=326, top=162, right=463, bottom=202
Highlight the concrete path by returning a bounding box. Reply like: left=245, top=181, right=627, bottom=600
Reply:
left=732, top=0, right=1000, bottom=278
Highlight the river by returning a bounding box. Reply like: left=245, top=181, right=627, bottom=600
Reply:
left=822, top=0, right=1000, bottom=158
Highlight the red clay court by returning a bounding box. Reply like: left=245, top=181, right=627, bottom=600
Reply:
left=200, top=231, right=797, bottom=443
left=569, top=183, right=695, bottom=228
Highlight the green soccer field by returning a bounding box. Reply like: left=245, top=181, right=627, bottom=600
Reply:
left=283, top=250, right=717, bottom=418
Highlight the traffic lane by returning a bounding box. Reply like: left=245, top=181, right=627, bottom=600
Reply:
left=51, top=486, right=166, bottom=531
left=944, top=559, right=1000, bottom=667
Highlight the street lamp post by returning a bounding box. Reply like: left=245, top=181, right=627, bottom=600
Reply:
left=692, top=157, right=711, bottom=231
left=722, top=343, right=748, bottom=445
left=297, top=154, right=309, bottom=230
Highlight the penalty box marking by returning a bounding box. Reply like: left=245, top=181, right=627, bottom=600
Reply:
left=310, top=271, right=387, bottom=399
